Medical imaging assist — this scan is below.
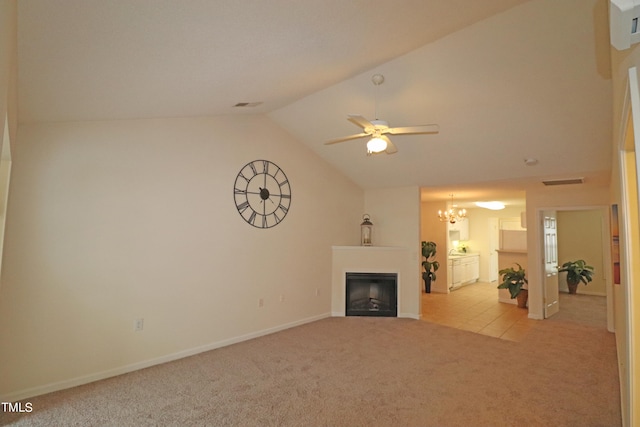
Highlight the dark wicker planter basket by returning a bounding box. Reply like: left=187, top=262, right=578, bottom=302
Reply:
left=568, top=282, right=578, bottom=294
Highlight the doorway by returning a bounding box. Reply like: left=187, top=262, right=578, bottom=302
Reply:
left=539, top=206, right=612, bottom=325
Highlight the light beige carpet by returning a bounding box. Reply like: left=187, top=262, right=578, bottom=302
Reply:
left=0, top=311, right=621, bottom=426
left=552, top=292, right=608, bottom=328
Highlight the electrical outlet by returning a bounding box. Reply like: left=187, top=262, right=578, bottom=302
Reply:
left=279, top=295, right=284, bottom=303
left=315, top=288, right=320, bottom=296
left=134, top=318, right=144, bottom=332
left=258, top=298, right=264, bottom=308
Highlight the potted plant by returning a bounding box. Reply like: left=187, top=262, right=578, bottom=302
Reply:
left=497, top=263, right=528, bottom=308
left=421, top=241, right=440, bottom=293
left=557, top=259, right=594, bottom=294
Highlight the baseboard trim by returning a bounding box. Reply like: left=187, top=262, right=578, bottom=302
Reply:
left=560, top=290, right=606, bottom=297
left=1, top=312, right=332, bottom=402
left=399, top=312, right=420, bottom=320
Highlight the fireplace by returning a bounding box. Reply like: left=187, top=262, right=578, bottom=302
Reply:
left=345, top=272, right=397, bottom=317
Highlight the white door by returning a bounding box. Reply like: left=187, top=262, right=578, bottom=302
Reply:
left=488, top=218, right=499, bottom=282
left=542, top=210, right=559, bottom=318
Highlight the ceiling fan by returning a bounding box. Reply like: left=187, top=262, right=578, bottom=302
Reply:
left=325, top=74, right=440, bottom=155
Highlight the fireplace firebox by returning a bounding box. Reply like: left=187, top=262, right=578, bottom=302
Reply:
left=345, top=272, right=397, bottom=317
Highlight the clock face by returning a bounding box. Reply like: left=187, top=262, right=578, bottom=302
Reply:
left=233, top=160, right=291, bottom=228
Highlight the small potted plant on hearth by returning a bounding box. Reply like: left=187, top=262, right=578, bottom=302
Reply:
left=497, top=263, right=528, bottom=308
left=557, top=259, right=595, bottom=294
left=421, top=241, right=440, bottom=293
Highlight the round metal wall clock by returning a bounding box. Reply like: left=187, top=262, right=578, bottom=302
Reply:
left=233, top=160, right=292, bottom=228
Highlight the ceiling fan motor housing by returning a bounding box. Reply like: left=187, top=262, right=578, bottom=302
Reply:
left=367, top=120, right=389, bottom=134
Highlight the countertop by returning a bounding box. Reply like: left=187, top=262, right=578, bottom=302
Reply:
left=447, top=252, right=479, bottom=260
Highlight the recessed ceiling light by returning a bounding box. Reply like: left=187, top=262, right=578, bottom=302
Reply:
left=475, top=201, right=505, bottom=210
left=524, top=158, right=538, bottom=166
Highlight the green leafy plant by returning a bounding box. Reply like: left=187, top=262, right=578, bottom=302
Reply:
left=557, top=259, right=594, bottom=286
left=497, top=263, right=528, bottom=299
left=421, top=241, right=440, bottom=281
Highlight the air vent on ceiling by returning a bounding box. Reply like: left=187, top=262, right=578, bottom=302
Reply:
left=542, top=178, right=584, bottom=186
left=233, top=102, right=263, bottom=108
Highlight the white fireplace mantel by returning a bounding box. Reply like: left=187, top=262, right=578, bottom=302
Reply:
left=331, top=246, right=420, bottom=319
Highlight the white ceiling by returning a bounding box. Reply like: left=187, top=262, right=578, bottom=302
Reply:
left=17, top=0, right=613, bottom=207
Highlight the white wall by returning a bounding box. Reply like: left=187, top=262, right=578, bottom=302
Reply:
left=0, top=114, right=364, bottom=399
left=365, top=186, right=420, bottom=248
left=364, top=186, right=421, bottom=316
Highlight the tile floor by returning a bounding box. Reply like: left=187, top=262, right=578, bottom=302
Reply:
left=421, top=281, right=536, bottom=341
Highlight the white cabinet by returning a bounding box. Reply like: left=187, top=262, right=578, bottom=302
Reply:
left=461, top=255, right=479, bottom=284
left=448, top=259, right=462, bottom=288
left=447, top=219, right=469, bottom=241
left=448, top=254, right=479, bottom=290
left=471, top=258, right=479, bottom=281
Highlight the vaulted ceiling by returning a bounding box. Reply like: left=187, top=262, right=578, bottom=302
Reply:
left=17, top=0, right=613, bottom=207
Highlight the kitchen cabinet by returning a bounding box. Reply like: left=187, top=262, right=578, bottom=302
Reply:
left=448, top=254, right=479, bottom=290
left=447, top=258, right=462, bottom=288
left=461, top=255, right=479, bottom=284
left=447, top=219, right=469, bottom=241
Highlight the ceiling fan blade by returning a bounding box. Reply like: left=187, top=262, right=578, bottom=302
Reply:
left=324, top=132, right=369, bottom=145
left=347, top=115, right=375, bottom=131
left=386, top=124, right=440, bottom=135
left=382, top=136, right=397, bottom=154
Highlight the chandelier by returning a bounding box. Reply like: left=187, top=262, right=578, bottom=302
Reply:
left=438, top=194, right=467, bottom=224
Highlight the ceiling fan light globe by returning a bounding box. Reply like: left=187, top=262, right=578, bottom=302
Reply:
left=367, top=137, right=387, bottom=153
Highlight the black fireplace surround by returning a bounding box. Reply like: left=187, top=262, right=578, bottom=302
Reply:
left=345, top=272, right=397, bottom=317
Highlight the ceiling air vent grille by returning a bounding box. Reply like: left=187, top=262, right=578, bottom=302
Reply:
left=233, top=102, right=263, bottom=108
left=542, top=178, right=584, bottom=186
